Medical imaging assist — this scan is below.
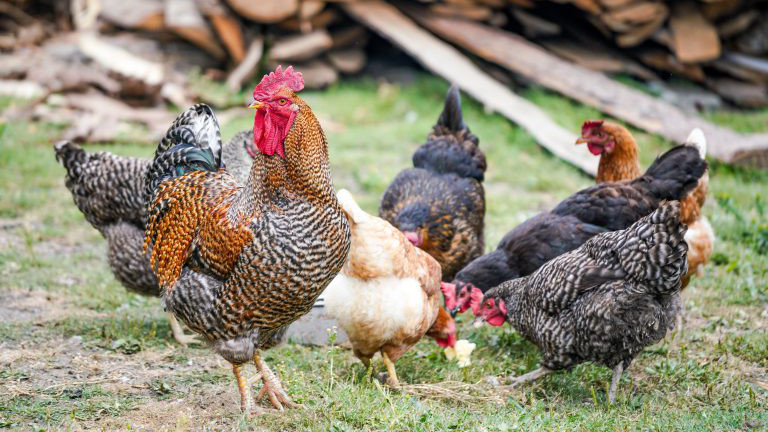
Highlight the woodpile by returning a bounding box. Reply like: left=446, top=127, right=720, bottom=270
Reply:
left=1, top=0, right=767, bottom=168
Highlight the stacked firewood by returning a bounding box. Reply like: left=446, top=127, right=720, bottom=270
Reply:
left=0, top=0, right=766, bottom=145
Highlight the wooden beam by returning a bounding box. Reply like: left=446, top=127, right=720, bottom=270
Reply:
left=342, top=1, right=598, bottom=176
left=401, top=3, right=768, bottom=167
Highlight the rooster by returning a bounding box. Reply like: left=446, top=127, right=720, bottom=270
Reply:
left=577, top=120, right=713, bottom=289
left=447, top=134, right=707, bottom=316
left=324, top=190, right=457, bottom=387
left=54, top=130, right=257, bottom=346
left=473, top=202, right=688, bottom=403
left=380, top=86, right=485, bottom=281
left=144, top=66, right=351, bottom=413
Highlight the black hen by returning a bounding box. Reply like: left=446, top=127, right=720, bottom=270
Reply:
left=474, top=202, right=688, bottom=403
left=449, top=140, right=706, bottom=315
left=379, top=86, right=486, bottom=281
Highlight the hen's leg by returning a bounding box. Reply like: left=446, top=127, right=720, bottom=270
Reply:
left=253, top=351, right=298, bottom=410
left=608, top=363, right=624, bottom=404
left=380, top=352, right=400, bottom=388
left=503, top=367, right=552, bottom=388
left=232, top=363, right=255, bottom=413
left=167, top=313, right=201, bottom=347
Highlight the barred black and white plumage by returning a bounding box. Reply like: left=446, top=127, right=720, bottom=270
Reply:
left=55, top=108, right=255, bottom=346
left=476, top=202, right=688, bottom=402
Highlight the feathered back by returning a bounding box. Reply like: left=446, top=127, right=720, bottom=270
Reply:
left=412, top=86, right=486, bottom=181
left=582, top=201, right=688, bottom=296
left=631, top=145, right=707, bottom=201
left=145, top=104, right=223, bottom=202
left=55, top=140, right=149, bottom=229
left=337, top=188, right=369, bottom=225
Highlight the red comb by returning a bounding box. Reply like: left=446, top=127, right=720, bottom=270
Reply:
left=253, top=65, right=304, bottom=100
left=581, top=120, right=604, bottom=133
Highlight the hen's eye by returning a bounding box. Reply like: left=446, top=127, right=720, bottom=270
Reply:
left=278, top=98, right=288, bottom=105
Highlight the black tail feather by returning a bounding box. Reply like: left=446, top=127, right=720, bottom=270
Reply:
left=632, top=145, right=707, bottom=201
left=435, top=86, right=466, bottom=133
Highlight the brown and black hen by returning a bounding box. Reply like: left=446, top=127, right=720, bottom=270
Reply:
left=447, top=136, right=707, bottom=315
left=379, top=86, right=485, bottom=281
left=474, top=202, right=688, bottom=403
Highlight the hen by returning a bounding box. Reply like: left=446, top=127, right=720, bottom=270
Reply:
left=577, top=120, right=714, bottom=289
left=144, top=66, right=350, bottom=413
left=379, top=86, right=485, bottom=281
left=54, top=130, right=256, bottom=346
left=447, top=136, right=707, bottom=316
left=473, top=202, right=688, bottom=403
left=324, top=190, right=457, bottom=387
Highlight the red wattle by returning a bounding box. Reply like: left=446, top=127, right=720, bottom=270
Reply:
left=253, top=109, right=290, bottom=158
left=587, top=142, right=604, bottom=155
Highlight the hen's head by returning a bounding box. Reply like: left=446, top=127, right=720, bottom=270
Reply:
left=576, top=120, right=615, bottom=156
left=394, top=202, right=430, bottom=247
left=249, top=65, right=305, bottom=158
left=473, top=297, right=507, bottom=327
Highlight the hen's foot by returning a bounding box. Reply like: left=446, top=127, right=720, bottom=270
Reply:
left=500, top=367, right=552, bottom=389
left=607, top=363, right=624, bottom=405
left=253, top=353, right=299, bottom=410
left=232, top=363, right=257, bottom=414
left=381, top=352, right=400, bottom=388
left=167, top=313, right=201, bottom=347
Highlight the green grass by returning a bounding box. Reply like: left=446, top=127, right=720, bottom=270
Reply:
left=0, top=75, right=766, bottom=431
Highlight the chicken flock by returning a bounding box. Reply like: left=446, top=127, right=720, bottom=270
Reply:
left=55, top=65, right=714, bottom=413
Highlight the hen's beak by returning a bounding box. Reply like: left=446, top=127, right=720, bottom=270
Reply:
left=472, top=317, right=486, bottom=328
left=575, top=137, right=588, bottom=145
left=248, top=101, right=264, bottom=110
left=450, top=306, right=459, bottom=318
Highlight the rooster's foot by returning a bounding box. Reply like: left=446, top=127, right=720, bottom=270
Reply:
left=253, top=353, right=300, bottom=410
left=500, top=367, right=553, bottom=389
left=167, top=313, right=201, bottom=347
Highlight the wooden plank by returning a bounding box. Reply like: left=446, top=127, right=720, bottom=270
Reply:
left=669, top=0, right=721, bottom=63
left=226, top=0, right=299, bottom=23
left=401, top=4, right=768, bottom=167
left=342, top=1, right=598, bottom=176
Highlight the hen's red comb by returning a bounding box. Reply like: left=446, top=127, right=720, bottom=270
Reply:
left=253, top=65, right=304, bottom=100
left=581, top=120, right=604, bottom=134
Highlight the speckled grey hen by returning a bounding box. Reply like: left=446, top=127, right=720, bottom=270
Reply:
left=380, top=86, right=485, bottom=281
left=54, top=118, right=257, bottom=346
left=473, top=202, right=688, bottom=403
left=144, top=66, right=350, bottom=414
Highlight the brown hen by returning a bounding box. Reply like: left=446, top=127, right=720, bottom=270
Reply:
left=577, top=120, right=713, bottom=289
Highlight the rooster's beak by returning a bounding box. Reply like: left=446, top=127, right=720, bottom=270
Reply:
left=575, top=137, right=588, bottom=145
left=248, top=101, right=264, bottom=109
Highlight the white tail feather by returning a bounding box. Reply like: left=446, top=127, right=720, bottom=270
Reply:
left=685, top=128, right=706, bottom=159
left=336, top=189, right=366, bottom=224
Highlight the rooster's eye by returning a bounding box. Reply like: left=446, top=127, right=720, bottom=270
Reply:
left=278, top=98, right=288, bottom=105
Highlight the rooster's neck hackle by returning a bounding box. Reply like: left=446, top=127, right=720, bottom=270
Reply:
left=246, top=98, right=335, bottom=206
left=596, top=123, right=642, bottom=183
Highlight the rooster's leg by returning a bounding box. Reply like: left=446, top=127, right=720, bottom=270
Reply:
left=608, top=363, right=624, bottom=404
left=167, top=313, right=201, bottom=347
left=252, top=352, right=298, bottom=410
left=232, top=363, right=255, bottom=413
left=503, top=367, right=552, bottom=388
left=381, top=352, right=400, bottom=388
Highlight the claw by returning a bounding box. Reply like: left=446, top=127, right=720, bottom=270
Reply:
left=167, top=313, right=201, bottom=347
left=252, top=352, right=301, bottom=410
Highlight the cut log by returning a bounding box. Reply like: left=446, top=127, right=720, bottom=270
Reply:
left=226, top=37, right=264, bottom=91
left=0, top=80, right=46, bottom=99
left=99, top=0, right=164, bottom=30
left=327, top=48, right=366, bottom=74
left=269, top=29, right=333, bottom=62
left=637, top=49, right=706, bottom=82
left=280, top=9, right=339, bottom=32
left=343, top=1, right=598, bottom=176
left=402, top=4, right=768, bottom=167
left=331, top=25, right=369, bottom=48
left=226, top=0, right=299, bottom=23
left=431, top=4, right=493, bottom=20
left=707, top=78, right=768, bottom=108
left=291, top=59, right=338, bottom=88
left=542, top=39, right=656, bottom=80
left=200, top=0, right=245, bottom=62
left=717, top=10, right=760, bottom=39
left=615, top=12, right=666, bottom=47
left=669, top=0, right=721, bottom=63
left=165, top=0, right=225, bottom=59
left=511, top=8, right=560, bottom=37
left=604, top=2, right=667, bottom=24
left=300, top=1, right=326, bottom=19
